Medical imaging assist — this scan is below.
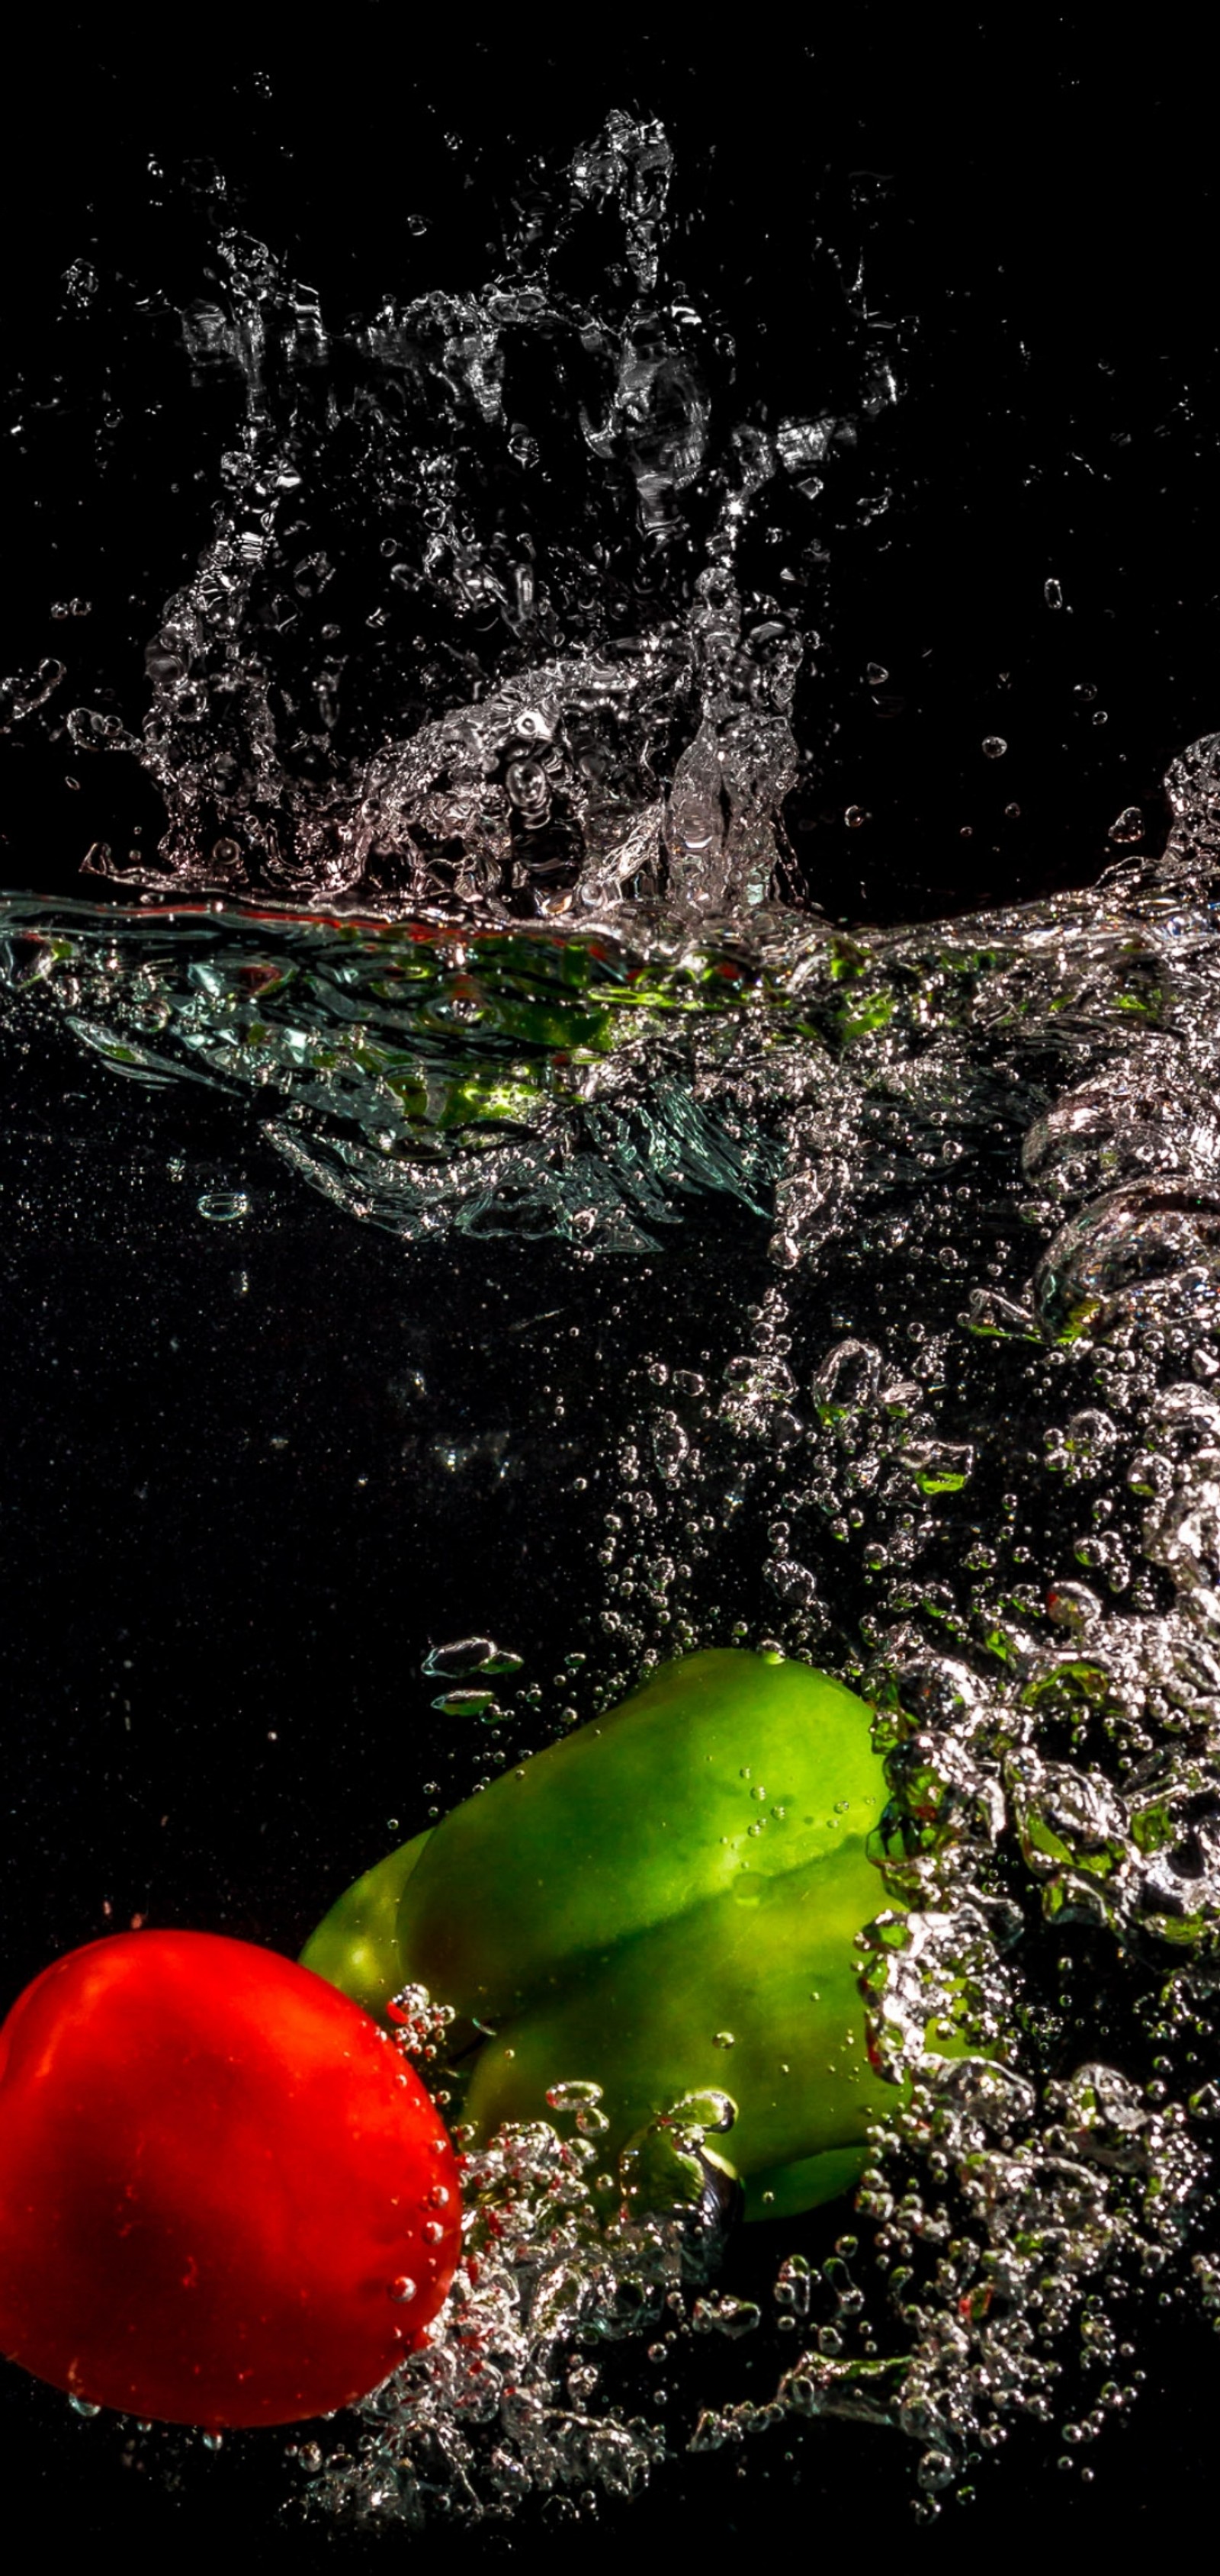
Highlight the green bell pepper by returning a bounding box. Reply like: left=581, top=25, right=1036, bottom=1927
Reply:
left=301, top=1649, right=903, bottom=2221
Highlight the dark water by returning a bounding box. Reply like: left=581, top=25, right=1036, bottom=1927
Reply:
left=5, top=17, right=1220, bottom=2561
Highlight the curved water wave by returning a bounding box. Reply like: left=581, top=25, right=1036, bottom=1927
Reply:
left=3, top=843, right=1212, bottom=1261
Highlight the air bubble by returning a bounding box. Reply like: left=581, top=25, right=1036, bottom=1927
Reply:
left=197, top=1190, right=250, bottom=1222
left=431, top=1688, right=502, bottom=1719
left=423, top=1639, right=522, bottom=1678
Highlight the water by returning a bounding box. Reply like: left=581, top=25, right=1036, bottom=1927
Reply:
left=57, top=108, right=893, bottom=918
left=5, top=87, right=1220, bottom=2545
left=8, top=735, right=1220, bottom=2520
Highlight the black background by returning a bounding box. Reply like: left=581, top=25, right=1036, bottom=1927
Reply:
left=2, top=7, right=1219, bottom=2562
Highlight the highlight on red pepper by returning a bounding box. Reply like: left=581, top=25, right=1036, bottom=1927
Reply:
left=303, top=1647, right=906, bottom=2224
left=0, top=1931, right=461, bottom=2428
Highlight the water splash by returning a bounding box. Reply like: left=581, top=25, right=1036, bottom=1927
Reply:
left=60, top=111, right=897, bottom=917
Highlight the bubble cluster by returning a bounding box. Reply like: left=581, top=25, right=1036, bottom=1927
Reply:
left=300, top=1997, right=739, bottom=2530
left=11, top=803, right=1220, bottom=2531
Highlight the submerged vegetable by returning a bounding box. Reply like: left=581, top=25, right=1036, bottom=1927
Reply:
left=303, top=1649, right=904, bottom=2220
left=0, top=1932, right=461, bottom=2427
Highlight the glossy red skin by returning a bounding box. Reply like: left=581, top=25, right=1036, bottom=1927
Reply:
left=0, top=1932, right=461, bottom=2428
